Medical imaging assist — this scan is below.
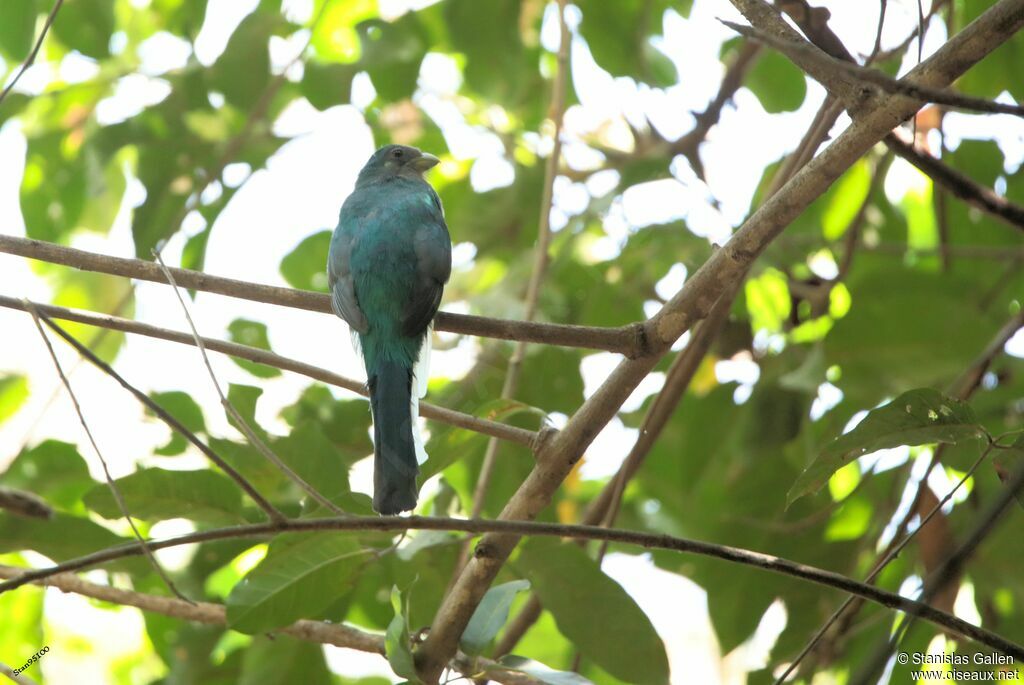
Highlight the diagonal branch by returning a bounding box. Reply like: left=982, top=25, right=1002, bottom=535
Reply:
left=152, top=252, right=346, bottom=516
left=0, top=516, right=1020, bottom=660
left=0, top=0, right=64, bottom=107
left=457, top=0, right=571, bottom=575
left=886, top=130, right=1024, bottom=233
left=23, top=301, right=190, bottom=602
left=0, top=235, right=646, bottom=357
left=33, top=312, right=287, bottom=524
left=416, top=2, right=1024, bottom=679
left=0, top=296, right=537, bottom=447
left=765, top=0, right=1024, bottom=235
left=0, top=565, right=542, bottom=685
left=722, top=18, right=1024, bottom=117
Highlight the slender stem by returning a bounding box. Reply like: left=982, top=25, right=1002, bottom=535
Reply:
left=34, top=312, right=287, bottom=524
left=0, top=235, right=644, bottom=356
left=152, top=252, right=346, bottom=516
left=0, top=296, right=537, bottom=448
left=23, top=301, right=190, bottom=603
left=0, top=565, right=542, bottom=685
left=456, top=0, right=570, bottom=571
left=420, top=3, right=1024, bottom=678
left=0, top=0, right=64, bottom=107
left=0, top=515, right=1019, bottom=661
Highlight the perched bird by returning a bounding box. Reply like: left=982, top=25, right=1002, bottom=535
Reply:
left=327, top=145, right=451, bottom=514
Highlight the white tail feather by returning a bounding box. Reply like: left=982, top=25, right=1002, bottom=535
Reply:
left=410, top=327, right=432, bottom=465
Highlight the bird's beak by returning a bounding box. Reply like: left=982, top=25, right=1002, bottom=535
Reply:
left=409, top=152, right=440, bottom=172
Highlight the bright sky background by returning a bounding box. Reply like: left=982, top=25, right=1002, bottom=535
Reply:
left=2, top=0, right=1024, bottom=682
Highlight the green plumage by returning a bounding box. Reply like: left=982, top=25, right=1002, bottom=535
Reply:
left=327, top=145, right=451, bottom=514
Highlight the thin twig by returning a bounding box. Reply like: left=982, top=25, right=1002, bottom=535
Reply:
left=0, top=0, right=64, bottom=107
left=455, top=0, right=570, bottom=578
left=73, top=306, right=531, bottom=449
left=886, top=131, right=1024, bottom=233
left=151, top=252, right=346, bottom=516
left=772, top=439, right=997, bottom=684
left=0, top=486, right=52, bottom=520
left=23, top=300, right=191, bottom=602
left=420, top=3, right=1024, bottom=678
left=0, top=661, right=38, bottom=685
left=0, top=515, right=1019, bottom=661
left=851, top=446, right=1024, bottom=684
left=775, top=306, right=1024, bottom=680
left=0, top=235, right=644, bottom=356
left=0, top=296, right=536, bottom=447
left=0, top=565, right=542, bottom=685
left=32, top=312, right=287, bottom=524
left=723, top=18, right=1024, bottom=117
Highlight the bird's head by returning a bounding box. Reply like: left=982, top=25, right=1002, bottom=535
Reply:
left=357, top=144, right=440, bottom=185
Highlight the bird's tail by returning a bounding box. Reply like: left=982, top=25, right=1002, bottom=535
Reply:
left=368, top=360, right=419, bottom=514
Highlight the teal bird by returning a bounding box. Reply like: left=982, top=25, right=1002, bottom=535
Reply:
left=328, top=145, right=451, bottom=514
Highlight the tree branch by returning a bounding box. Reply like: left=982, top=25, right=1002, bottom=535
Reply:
left=151, top=252, right=346, bottom=516
left=0, top=516, right=1019, bottom=661
left=417, top=2, right=1024, bottom=679
left=458, top=0, right=571, bottom=576
left=494, top=282, right=742, bottom=658
left=886, top=131, right=1024, bottom=233
left=0, top=565, right=543, bottom=685
left=722, top=17, right=1024, bottom=117
left=0, top=235, right=645, bottom=357
left=34, top=312, right=288, bottom=524
left=0, top=0, right=64, bottom=107
left=0, top=296, right=537, bottom=448
left=24, top=301, right=190, bottom=602
left=767, top=0, right=1024, bottom=235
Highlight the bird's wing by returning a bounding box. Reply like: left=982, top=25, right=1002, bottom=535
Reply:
left=327, top=223, right=369, bottom=334
left=402, top=189, right=452, bottom=338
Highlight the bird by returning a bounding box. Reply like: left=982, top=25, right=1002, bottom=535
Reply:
left=327, top=144, right=451, bottom=514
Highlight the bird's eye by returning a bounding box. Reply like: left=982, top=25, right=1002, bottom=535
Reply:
left=392, top=149, right=403, bottom=158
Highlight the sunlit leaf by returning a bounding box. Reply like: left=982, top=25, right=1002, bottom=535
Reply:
left=84, top=468, right=246, bottom=524
left=789, top=389, right=985, bottom=503
left=460, top=579, right=530, bottom=655
left=516, top=539, right=669, bottom=685
left=227, top=318, right=281, bottom=378
left=226, top=532, right=367, bottom=634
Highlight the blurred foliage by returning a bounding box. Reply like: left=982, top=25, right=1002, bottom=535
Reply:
left=1, top=0, right=1023, bottom=684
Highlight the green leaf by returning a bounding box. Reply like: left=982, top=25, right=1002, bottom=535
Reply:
left=226, top=532, right=367, bottom=634
left=0, top=512, right=137, bottom=570
left=301, top=63, right=357, bottom=110
left=148, top=390, right=206, bottom=456
left=0, top=440, right=93, bottom=511
left=575, top=0, right=678, bottom=87
left=789, top=389, right=986, bottom=503
left=84, top=468, right=245, bottom=524
left=238, top=635, right=332, bottom=685
left=210, top=12, right=275, bottom=109
left=993, top=435, right=1024, bottom=510
left=745, top=48, right=808, bottom=113
left=385, top=585, right=417, bottom=682
left=0, top=374, right=29, bottom=424
left=460, top=579, right=530, bottom=655
left=0, top=0, right=36, bottom=61
left=227, top=384, right=267, bottom=438
left=52, top=0, right=114, bottom=58
left=227, top=319, right=281, bottom=378
left=516, top=539, right=669, bottom=685
left=493, top=656, right=596, bottom=685
left=356, top=12, right=428, bottom=102
left=280, top=231, right=331, bottom=292
left=272, top=420, right=353, bottom=508
left=279, top=384, right=372, bottom=459
left=443, top=0, right=542, bottom=103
